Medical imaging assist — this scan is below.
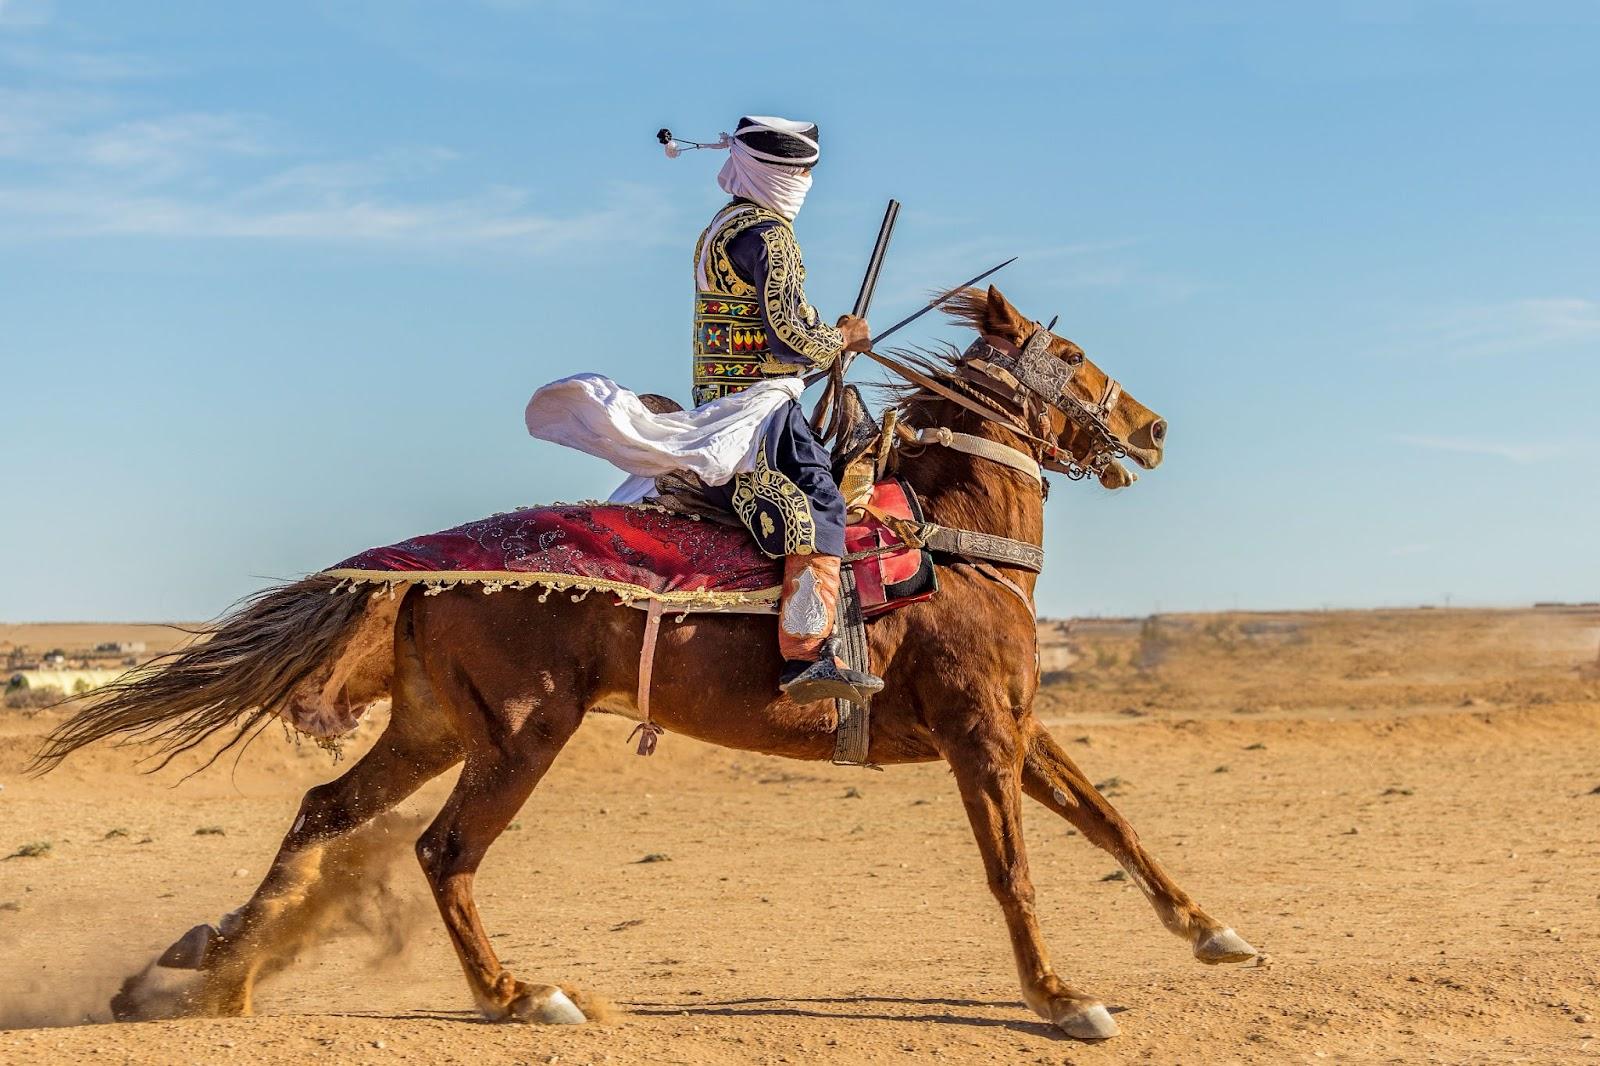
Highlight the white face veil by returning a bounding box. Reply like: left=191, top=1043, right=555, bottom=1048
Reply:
left=717, top=140, right=813, bottom=220
left=661, top=115, right=820, bottom=221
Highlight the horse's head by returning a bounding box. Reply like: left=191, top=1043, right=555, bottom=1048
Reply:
left=945, top=286, right=1167, bottom=483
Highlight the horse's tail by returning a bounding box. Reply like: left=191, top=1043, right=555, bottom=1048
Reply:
left=30, top=575, right=377, bottom=775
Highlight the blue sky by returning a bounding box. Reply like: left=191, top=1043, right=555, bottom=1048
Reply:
left=2, top=0, right=1597, bottom=621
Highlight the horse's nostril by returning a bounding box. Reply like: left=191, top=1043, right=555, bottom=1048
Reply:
left=1150, top=420, right=1167, bottom=445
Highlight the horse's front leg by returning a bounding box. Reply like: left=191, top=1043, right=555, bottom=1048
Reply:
left=941, top=711, right=1120, bottom=1041
left=1021, top=721, right=1257, bottom=964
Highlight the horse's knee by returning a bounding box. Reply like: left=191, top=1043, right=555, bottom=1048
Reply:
left=416, top=826, right=453, bottom=885
left=286, top=781, right=357, bottom=845
left=988, top=867, right=1036, bottom=905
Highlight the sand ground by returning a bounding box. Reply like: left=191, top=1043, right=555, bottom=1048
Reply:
left=2, top=607, right=1598, bottom=1064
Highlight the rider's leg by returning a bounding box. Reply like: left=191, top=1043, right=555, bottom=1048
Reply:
left=756, top=401, right=884, bottom=703
left=775, top=551, right=878, bottom=703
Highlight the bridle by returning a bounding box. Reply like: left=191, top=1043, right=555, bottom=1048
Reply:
left=863, top=323, right=1132, bottom=488
left=836, top=324, right=1139, bottom=591
left=957, top=326, right=1129, bottom=481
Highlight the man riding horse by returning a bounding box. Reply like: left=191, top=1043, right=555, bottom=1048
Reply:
left=674, top=115, right=883, bottom=705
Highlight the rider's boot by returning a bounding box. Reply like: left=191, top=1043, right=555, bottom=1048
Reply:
left=775, top=554, right=885, bottom=704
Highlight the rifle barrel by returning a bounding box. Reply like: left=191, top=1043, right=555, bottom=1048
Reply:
left=851, top=199, right=900, bottom=320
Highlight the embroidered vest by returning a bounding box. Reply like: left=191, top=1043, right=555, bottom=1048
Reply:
left=691, top=203, right=801, bottom=407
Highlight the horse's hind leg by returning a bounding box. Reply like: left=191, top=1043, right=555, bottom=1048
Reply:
left=414, top=738, right=586, bottom=1025
left=1020, top=721, right=1257, bottom=964
left=941, top=710, right=1120, bottom=1041
left=117, top=628, right=462, bottom=1019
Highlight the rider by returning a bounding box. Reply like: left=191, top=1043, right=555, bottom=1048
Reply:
left=687, top=115, right=883, bottom=705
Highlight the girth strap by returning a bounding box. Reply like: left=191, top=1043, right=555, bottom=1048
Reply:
left=918, top=523, right=1045, bottom=573
left=854, top=502, right=1046, bottom=574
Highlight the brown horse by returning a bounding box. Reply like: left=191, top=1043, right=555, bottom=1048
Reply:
left=35, top=286, right=1256, bottom=1041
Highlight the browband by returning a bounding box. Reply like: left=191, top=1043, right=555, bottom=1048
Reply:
left=964, top=332, right=1079, bottom=407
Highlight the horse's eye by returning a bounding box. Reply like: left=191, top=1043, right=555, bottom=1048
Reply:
left=1066, top=352, right=1084, bottom=366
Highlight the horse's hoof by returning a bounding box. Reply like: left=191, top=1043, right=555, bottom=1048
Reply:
left=1054, top=1002, right=1120, bottom=1040
left=509, top=985, right=587, bottom=1025
left=110, top=963, right=202, bottom=1021
left=1195, top=926, right=1258, bottom=964
left=109, top=973, right=149, bottom=1021
left=157, top=924, right=219, bottom=970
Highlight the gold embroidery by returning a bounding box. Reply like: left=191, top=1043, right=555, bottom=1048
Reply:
left=692, top=203, right=846, bottom=404
left=730, top=451, right=817, bottom=557
left=693, top=204, right=797, bottom=406
left=758, top=224, right=846, bottom=369
left=694, top=203, right=786, bottom=295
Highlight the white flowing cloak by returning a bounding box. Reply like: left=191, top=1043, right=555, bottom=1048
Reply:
left=524, top=373, right=806, bottom=503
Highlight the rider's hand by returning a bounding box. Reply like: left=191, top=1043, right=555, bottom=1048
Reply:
left=836, top=314, right=872, bottom=353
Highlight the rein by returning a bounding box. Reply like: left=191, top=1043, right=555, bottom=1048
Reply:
left=862, top=325, right=1132, bottom=485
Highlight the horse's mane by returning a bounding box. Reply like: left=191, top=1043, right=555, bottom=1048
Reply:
left=939, top=287, right=991, bottom=333
left=875, top=344, right=960, bottom=418
left=872, top=288, right=997, bottom=422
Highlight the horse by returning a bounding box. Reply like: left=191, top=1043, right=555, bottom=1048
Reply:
left=33, top=286, right=1256, bottom=1041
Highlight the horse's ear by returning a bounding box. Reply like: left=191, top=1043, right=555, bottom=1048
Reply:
left=984, top=286, right=1029, bottom=343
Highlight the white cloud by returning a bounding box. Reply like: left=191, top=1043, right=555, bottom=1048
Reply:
left=1401, top=298, right=1600, bottom=359
left=80, top=113, right=272, bottom=178
left=1391, top=433, right=1563, bottom=464
left=0, top=176, right=670, bottom=248
left=0, top=52, right=670, bottom=251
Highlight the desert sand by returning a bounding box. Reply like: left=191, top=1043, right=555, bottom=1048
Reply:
left=2, top=606, right=1598, bottom=1064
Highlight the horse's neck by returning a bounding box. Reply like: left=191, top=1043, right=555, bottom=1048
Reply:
left=895, top=400, right=1045, bottom=568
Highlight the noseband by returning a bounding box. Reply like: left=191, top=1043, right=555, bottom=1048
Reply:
left=958, top=326, right=1129, bottom=480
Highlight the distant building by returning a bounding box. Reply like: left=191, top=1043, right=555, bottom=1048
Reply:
left=93, top=641, right=147, bottom=654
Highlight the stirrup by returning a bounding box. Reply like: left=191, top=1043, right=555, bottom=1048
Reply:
left=822, top=633, right=884, bottom=696
left=779, top=654, right=884, bottom=704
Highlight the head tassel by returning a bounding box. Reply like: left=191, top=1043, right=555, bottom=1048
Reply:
left=656, top=127, right=729, bottom=160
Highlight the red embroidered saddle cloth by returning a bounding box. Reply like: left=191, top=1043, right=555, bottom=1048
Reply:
left=326, top=481, right=937, bottom=616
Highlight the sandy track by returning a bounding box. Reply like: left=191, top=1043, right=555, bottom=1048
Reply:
left=3, top=610, right=1598, bottom=1064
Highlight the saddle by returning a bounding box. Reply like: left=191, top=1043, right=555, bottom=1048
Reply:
left=325, top=387, right=957, bottom=766
left=637, top=388, right=936, bottom=618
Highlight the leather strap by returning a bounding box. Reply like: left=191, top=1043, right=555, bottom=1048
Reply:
left=862, top=349, right=1031, bottom=436
left=856, top=500, right=1044, bottom=574
left=966, top=561, right=1035, bottom=615
left=908, top=426, right=1041, bottom=483
left=865, top=348, right=1078, bottom=472
left=830, top=564, right=873, bottom=767
left=630, top=600, right=665, bottom=756
left=917, top=523, right=1045, bottom=573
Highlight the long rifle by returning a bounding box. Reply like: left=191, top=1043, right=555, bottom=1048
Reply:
left=808, top=199, right=899, bottom=434
left=850, top=199, right=900, bottom=340
left=806, top=200, right=899, bottom=391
